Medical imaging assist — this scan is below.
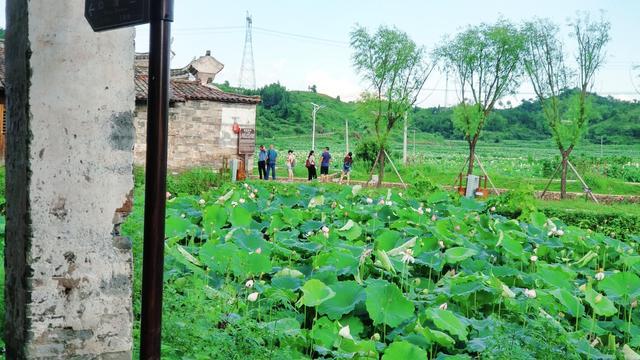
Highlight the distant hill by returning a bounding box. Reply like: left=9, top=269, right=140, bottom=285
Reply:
left=216, top=82, right=640, bottom=145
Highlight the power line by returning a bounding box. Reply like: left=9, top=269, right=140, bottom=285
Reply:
left=253, top=26, right=348, bottom=45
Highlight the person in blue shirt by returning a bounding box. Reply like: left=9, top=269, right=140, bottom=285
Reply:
left=257, top=145, right=267, bottom=179
left=266, top=144, right=278, bottom=180
left=320, top=147, right=331, bottom=182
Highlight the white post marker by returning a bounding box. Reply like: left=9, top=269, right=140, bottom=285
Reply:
left=345, top=119, right=349, bottom=154
left=403, top=112, right=408, bottom=165
left=311, top=102, right=324, bottom=150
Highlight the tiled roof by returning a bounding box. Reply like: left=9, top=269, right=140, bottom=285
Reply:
left=135, top=75, right=261, bottom=104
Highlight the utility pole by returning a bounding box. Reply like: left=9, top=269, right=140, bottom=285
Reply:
left=141, top=0, right=174, bottom=358
left=402, top=112, right=408, bottom=165
left=311, top=102, right=324, bottom=150
left=413, top=129, right=416, bottom=157
left=444, top=71, right=449, bottom=107
left=345, top=119, right=349, bottom=154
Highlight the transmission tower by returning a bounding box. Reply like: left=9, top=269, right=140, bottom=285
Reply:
left=239, top=11, right=256, bottom=89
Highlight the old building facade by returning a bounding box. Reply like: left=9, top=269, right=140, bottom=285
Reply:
left=134, top=52, right=260, bottom=170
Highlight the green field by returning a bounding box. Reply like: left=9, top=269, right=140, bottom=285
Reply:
left=120, top=180, right=640, bottom=358
left=1, top=166, right=639, bottom=357
left=255, top=137, right=640, bottom=196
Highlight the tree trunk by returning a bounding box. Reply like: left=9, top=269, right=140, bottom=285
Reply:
left=467, top=139, right=476, bottom=175
left=560, top=151, right=569, bottom=199
left=377, top=147, right=385, bottom=187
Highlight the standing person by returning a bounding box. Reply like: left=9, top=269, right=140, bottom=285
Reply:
left=306, top=150, right=317, bottom=181
left=286, top=150, right=296, bottom=181
left=320, top=147, right=332, bottom=182
left=339, top=152, right=353, bottom=185
left=257, top=145, right=267, bottom=180
left=266, top=144, right=278, bottom=180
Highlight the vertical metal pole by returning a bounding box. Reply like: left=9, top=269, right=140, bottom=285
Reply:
left=140, top=0, right=173, bottom=358
left=402, top=112, right=408, bottom=165
left=413, top=129, right=416, bottom=156
left=312, top=109, right=316, bottom=151
left=345, top=119, right=349, bottom=154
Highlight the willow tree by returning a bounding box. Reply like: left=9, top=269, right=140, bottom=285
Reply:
left=436, top=20, right=525, bottom=175
left=522, top=14, right=610, bottom=198
left=351, top=25, right=433, bottom=186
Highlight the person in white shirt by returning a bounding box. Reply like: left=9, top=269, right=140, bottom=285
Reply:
left=286, top=150, right=296, bottom=181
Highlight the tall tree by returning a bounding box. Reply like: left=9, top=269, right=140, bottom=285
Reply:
left=350, top=25, right=433, bottom=186
left=522, top=14, right=610, bottom=198
left=436, top=20, right=525, bottom=175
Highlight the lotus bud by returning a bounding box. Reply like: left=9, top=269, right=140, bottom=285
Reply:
left=595, top=272, right=605, bottom=281
left=417, top=207, right=424, bottom=216
left=198, top=198, right=206, bottom=205
left=166, top=192, right=172, bottom=199
left=530, top=255, right=538, bottom=262
left=372, top=333, right=381, bottom=341
left=439, top=303, right=448, bottom=310
left=431, top=214, right=437, bottom=221
left=366, top=197, right=373, bottom=204
left=490, top=206, right=496, bottom=212
left=245, top=279, right=254, bottom=288
left=239, top=198, right=246, bottom=204
left=255, top=247, right=262, bottom=254
left=524, top=289, right=537, bottom=299
left=249, top=192, right=256, bottom=199
left=247, top=292, right=259, bottom=302
left=338, top=325, right=353, bottom=340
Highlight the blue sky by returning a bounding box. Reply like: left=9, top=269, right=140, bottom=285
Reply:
left=2, top=0, right=639, bottom=106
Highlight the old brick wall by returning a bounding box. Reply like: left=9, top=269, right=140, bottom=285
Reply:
left=5, top=0, right=135, bottom=358
left=134, top=100, right=256, bottom=171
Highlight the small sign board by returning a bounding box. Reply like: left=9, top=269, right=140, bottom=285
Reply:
left=85, top=0, right=150, bottom=32
left=238, top=128, right=256, bottom=155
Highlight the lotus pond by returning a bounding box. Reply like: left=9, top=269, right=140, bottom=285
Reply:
left=124, top=181, right=640, bottom=359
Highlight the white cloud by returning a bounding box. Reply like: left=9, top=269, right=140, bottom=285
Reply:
left=303, top=69, right=363, bottom=101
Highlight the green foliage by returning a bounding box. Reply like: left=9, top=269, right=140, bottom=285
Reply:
left=116, top=181, right=640, bottom=358
left=165, top=168, right=224, bottom=196
left=486, top=185, right=537, bottom=219
left=351, top=24, right=432, bottom=182
left=452, top=103, right=485, bottom=141
left=539, top=207, right=640, bottom=240
left=436, top=19, right=525, bottom=141
left=354, top=138, right=381, bottom=167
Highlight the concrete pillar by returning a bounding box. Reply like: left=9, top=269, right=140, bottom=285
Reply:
left=5, top=0, right=135, bottom=358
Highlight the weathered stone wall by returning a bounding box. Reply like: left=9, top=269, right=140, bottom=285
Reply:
left=5, top=0, right=135, bottom=358
left=134, top=100, right=255, bottom=171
